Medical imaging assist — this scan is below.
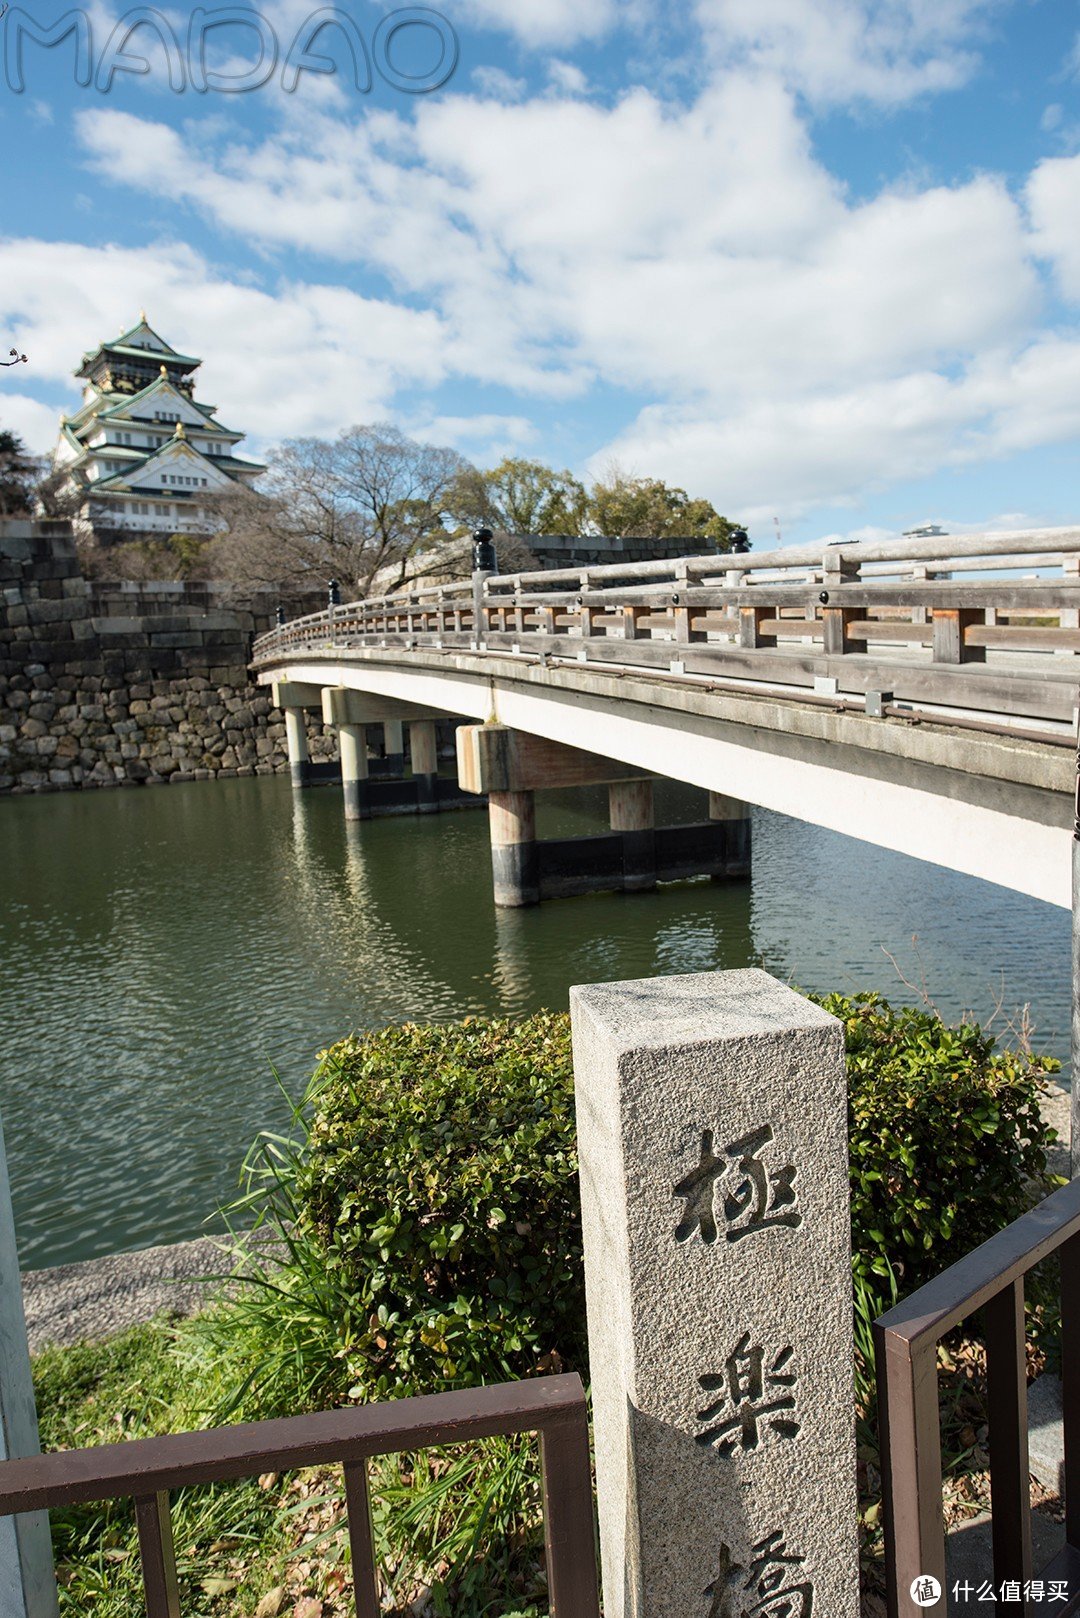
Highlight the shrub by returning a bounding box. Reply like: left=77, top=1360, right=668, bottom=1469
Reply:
left=813, top=990, right=1059, bottom=1293
left=213, top=990, right=1059, bottom=1421
left=215, top=1013, right=582, bottom=1408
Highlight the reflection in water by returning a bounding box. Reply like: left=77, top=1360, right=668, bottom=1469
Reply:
left=1, top=775, right=1070, bottom=1268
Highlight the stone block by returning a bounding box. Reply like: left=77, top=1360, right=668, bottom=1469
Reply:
left=570, top=969, right=858, bottom=1618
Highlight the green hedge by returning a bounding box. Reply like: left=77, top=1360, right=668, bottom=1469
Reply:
left=818, top=990, right=1058, bottom=1292
left=231, top=991, right=1059, bottom=1406
left=294, top=1013, right=582, bottom=1396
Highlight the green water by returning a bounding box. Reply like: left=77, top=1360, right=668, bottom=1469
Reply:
left=0, top=775, right=1071, bottom=1269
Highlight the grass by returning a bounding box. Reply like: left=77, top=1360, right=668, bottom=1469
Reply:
left=33, top=1316, right=549, bottom=1618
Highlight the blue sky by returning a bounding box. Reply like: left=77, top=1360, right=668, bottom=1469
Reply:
left=3, top=0, right=1080, bottom=546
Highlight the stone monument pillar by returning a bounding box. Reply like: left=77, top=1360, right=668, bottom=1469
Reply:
left=570, top=968, right=858, bottom=1618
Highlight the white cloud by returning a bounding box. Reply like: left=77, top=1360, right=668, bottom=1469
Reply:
left=410, top=413, right=537, bottom=459
left=470, top=66, right=527, bottom=100
left=694, top=0, right=999, bottom=106
left=0, top=238, right=450, bottom=451
left=596, top=338, right=1080, bottom=526
left=0, top=393, right=65, bottom=454
left=449, top=0, right=618, bottom=49
left=1026, top=152, right=1080, bottom=300
left=547, top=59, right=589, bottom=95
left=34, top=42, right=1080, bottom=525
left=75, top=76, right=1036, bottom=403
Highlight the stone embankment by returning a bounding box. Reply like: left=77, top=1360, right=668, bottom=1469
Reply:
left=0, top=520, right=332, bottom=793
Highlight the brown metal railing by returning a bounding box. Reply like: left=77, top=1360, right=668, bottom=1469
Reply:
left=875, top=1175, right=1080, bottom=1616
left=0, top=1373, right=600, bottom=1618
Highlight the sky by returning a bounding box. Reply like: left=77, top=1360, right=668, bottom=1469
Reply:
left=3, top=0, right=1080, bottom=546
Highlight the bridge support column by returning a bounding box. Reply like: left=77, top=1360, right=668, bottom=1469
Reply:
left=489, top=791, right=539, bottom=908
left=609, top=779, right=656, bottom=891
left=709, top=791, right=752, bottom=876
left=284, top=708, right=310, bottom=790
left=339, top=724, right=369, bottom=821
left=384, top=720, right=405, bottom=778
left=273, top=682, right=324, bottom=790
left=410, top=720, right=439, bottom=814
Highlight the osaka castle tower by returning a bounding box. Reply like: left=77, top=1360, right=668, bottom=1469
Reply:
left=51, top=314, right=264, bottom=546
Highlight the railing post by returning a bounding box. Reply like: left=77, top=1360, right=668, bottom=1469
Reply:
left=874, top=1329, right=945, bottom=1616
left=983, top=1279, right=1033, bottom=1605
left=1060, top=1231, right=1080, bottom=1549
left=134, top=1492, right=181, bottom=1618
left=821, top=605, right=859, bottom=656
left=932, top=606, right=986, bottom=663
left=739, top=604, right=776, bottom=649
left=0, top=1105, right=59, bottom=1618
left=540, top=1409, right=601, bottom=1618
left=343, top=1461, right=380, bottom=1618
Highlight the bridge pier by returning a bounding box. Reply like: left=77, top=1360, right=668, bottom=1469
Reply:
left=609, top=779, right=656, bottom=892
left=273, top=681, right=326, bottom=790
left=490, top=790, right=540, bottom=907
left=709, top=791, right=752, bottom=876
left=338, top=724, right=369, bottom=821
left=458, top=724, right=750, bottom=908
left=383, top=720, right=405, bottom=780
left=284, top=707, right=310, bottom=789
left=410, top=720, right=439, bottom=815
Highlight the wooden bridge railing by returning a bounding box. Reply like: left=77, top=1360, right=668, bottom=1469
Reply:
left=251, top=527, right=1080, bottom=730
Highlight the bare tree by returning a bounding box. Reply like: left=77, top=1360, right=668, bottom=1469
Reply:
left=208, top=425, right=472, bottom=597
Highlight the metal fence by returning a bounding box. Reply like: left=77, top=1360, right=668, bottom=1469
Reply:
left=0, top=1373, right=599, bottom=1618
left=875, top=1176, right=1080, bottom=1616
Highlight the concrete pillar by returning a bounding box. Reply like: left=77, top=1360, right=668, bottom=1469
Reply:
left=609, top=779, right=656, bottom=892
left=489, top=791, right=539, bottom=907
left=710, top=791, right=751, bottom=875
left=410, top=720, right=439, bottom=815
left=383, top=720, right=405, bottom=778
left=339, top=723, right=369, bottom=822
left=0, top=1109, right=60, bottom=1617
left=283, top=707, right=310, bottom=789
left=570, top=969, right=858, bottom=1618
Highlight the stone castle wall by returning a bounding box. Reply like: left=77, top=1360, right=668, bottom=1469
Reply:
left=0, top=521, right=332, bottom=795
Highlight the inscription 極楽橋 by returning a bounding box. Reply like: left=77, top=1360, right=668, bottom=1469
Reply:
left=695, top=1334, right=799, bottom=1455
left=705, top=1532, right=814, bottom=1618
left=674, top=1123, right=801, bottom=1245
left=571, top=971, right=858, bottom=1616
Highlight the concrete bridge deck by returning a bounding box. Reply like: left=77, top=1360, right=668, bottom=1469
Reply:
left=252, top=527, right=1080, bottom=909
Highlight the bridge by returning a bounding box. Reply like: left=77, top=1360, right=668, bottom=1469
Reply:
left=252, top=526, right=1080, bottom=910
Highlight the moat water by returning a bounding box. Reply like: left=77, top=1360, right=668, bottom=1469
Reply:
left=1, top=775, right=1071, bottom=1269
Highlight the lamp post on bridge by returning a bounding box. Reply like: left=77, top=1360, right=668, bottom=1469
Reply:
left=471, top=529, right=497, bottom=648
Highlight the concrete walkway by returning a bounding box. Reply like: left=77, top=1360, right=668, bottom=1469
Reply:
left=21, top=1234, right=249, bottom=1354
